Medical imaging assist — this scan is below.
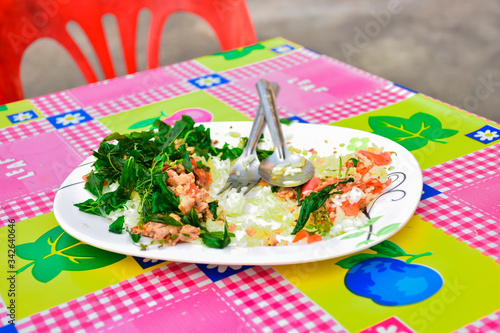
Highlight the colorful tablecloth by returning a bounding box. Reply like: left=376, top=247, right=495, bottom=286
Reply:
left=1, top=37, right=499, bottom=333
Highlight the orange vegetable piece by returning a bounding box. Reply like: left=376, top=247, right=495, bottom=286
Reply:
left=245, top=227, right=257, bottom=237
left=341, top=201, right=361, bottom=216
left=365, top=178, right=392, bottom=194
left=358, top=150, right=392, bottom=166
left=356, top=162, right=371, bottom=174
left=307, top=234, right=322, bottom=244
left=292, top=229, right=309, bottom=243
left=191, top=159, right=212, bottom=184
left=302, top=177, right=321, bottom=193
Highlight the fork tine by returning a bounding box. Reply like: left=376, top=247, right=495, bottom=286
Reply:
left=216, top=83, right=280, bottom=197
left=235, top=183, right=244, bottom=193
left=217, top=182, right=233, bottom=195
left=243, top=180, right=260, bottom=195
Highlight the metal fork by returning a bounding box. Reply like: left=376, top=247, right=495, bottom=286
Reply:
left=218, top=83, right=280, bottom=195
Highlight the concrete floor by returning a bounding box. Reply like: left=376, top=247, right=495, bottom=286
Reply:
left=20, top=0, right=500, bottom=123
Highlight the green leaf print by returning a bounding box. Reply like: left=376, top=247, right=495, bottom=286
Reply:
left=0, top=105, right=8, bottom=111
left=376, top=223, right=401, bottom=237
left=16, top=226, right=126, bottom=283
left=355, top=239, right=375, bottom=247
left=336, top=253, right=382, bottom=269
left=336, top=240, right=434, bottom=268
left=368, top=112, right=458, bottom=151
left=213, top=43, right=265, bottom=60
left=370, top=240, right=406, bottom=257
left=128, top=111, right=166, bottom=130
left=341, top=231, right=367, bottom=240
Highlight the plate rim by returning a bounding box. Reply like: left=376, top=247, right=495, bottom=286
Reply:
left=53, top=122, right=423, bottom=265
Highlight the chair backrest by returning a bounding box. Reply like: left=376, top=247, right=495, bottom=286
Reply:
left=0, top=0, right=257, bottom=104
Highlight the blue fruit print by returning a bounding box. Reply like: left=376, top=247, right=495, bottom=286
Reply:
left=336, top=240, right=443, bottom=306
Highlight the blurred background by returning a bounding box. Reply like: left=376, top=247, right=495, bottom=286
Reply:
left=21, top=0, right=500, bottom=122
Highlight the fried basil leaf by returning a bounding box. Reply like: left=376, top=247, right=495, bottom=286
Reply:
left=84, top=171, right=105, bottom=197
left=200, top=222, right=232, bottom=249
left=292, top=178, right=354, bottom=235
left=109, top=216, right=125, bottom=234
left=144, top=215, right=183, bottom=227
left=181, top=208, right=201, bottom=228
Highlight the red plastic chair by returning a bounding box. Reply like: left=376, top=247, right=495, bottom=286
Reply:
left=0, top=0, right=257, bottom=104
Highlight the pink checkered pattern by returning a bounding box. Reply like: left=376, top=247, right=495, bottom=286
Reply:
left=419, top=144, right=500, bottom=261
left=0, top=189, right=56, bottom=227
left=0, top=118, right=54, bottom=143
left=223, top=48, right=319, bottom=81
left=322, top=54, right=388, bottom=85
left=58, top=120, right=112, bottom=158
left=296, top=84, right=414, bottom=124
left=166, top=59, right=212, bottom=80
left=13, top=262, right=211, bottom=332
left=422, top=144, right=499, bottom=192
left=416, top=193, right=500, bottom=261
left=215, top=266, right=346, bottom=333
left=84, top=82, right=196, bottom=119
left=460, top=310, right=500, bottom=332
left=31, top=92, right=83, bottom=117
left=206, top=83, right=259, bottom=118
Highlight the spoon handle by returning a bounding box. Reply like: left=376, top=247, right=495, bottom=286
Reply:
left=256, top=79, right=287, bottom=160
left=244, top=83, right=280, bottom=156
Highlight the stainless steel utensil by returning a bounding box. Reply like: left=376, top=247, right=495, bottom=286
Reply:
left=256, top=79, right=315, bottom=187
left=218, top=83, right=280, bottom=194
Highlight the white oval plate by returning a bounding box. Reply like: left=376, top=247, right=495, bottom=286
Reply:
left=54, top=122, right=422, bottom=265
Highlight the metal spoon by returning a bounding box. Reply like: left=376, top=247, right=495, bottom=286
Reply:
left=255, top=79, right=315, bottom=187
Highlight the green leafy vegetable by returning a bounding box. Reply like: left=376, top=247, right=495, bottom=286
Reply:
left=209, top=143, right=243, bottom=160
left=347, top=157, right=359, bottom=167
left=296, top=186, right=303, bottom=206
left=74, top=198, right=105, bottom=217
left=119, top=157, right=137, bottom=195
left=162, top=115, right=195, bottom=149
left=152, top=192, right=180, bottom=214
left=144, top=215, right=183, bottom=227
left=200, top=222, right=232, bottom=249
left=179, top=145, right=193, bottom=173
left=208, top=201, right=219, bottom=219
left=292, top=178, right=354, bottom=235
left=257, top=149, right=274, bottom=161
left=196, top=161, right=210, bottom=171
left=128, top=229, right=141, bottom=243
left=84, top=171, right=105, bottom=197
left=99, top=190, right=129, bottom=215
left=182, top=208, right=201, bottom=228
left=109, top=216, right=125, bottom=234
left=74, top=190, right=128, bottom=217
left=280, top=118, right=293, bottom=125
left=74, top=115, right=272, bottom=250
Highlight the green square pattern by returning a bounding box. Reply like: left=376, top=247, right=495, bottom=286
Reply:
left=332, top=94, right=497, bottom=169
left=195, top=37, right=302, bottom=73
